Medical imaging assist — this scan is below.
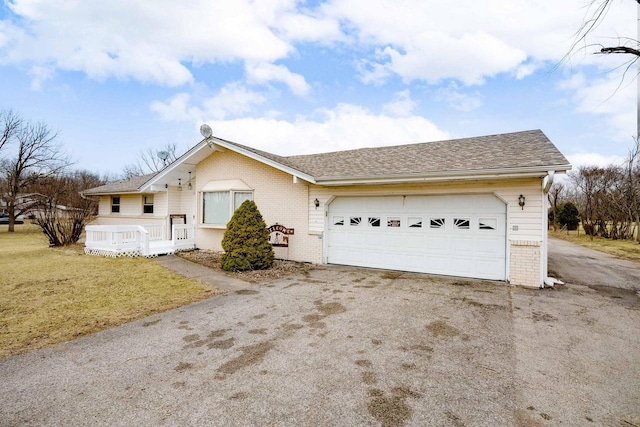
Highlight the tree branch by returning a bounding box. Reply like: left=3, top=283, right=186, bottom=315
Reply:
left=599, top=46, right=640, bottom=56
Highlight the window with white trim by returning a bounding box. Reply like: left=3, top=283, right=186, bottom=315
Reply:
left=111, top=196, right=120, bottom=213
left=202, top=190, right=253, bottom=225
left=143, top=195, right=154, bottom=214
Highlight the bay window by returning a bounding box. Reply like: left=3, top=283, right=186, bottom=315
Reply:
left=202, top=190, right=253, bottom=226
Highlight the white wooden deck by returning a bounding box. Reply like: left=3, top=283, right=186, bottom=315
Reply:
left=84, top=224, right=195, bottom=258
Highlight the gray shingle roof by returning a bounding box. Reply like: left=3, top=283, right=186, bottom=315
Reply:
left=282, top=129, right=569, bottom=181
left=84, top=130, right=569, bottom=194
left=82, top=173, right=157, bottom=195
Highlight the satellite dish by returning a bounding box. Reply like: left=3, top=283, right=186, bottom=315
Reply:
left=157, top=151, right=169, bottom=161
left=200, top=124, right=213, bottom=138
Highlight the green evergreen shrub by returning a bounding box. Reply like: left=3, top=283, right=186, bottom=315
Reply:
left=221, top=200, right=274, bottom=272
left=558, top=201, right=580, bottom=231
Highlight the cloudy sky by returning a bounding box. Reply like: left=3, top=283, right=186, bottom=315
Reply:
left=0, top=0, right=637, bottom=176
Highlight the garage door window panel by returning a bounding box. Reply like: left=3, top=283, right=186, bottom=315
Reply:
left=479, top=218, right=497, bottom=230
left=368, top=217, right=381, bottom=227
left=387, top=217, right=401, bottom=228
left=333, top=216, right=344, bottom=226
left=430, top=218, right=445, bottom=229
left=454, top=218, right=470, bottom=229
left=408, top=217, right=422, bottom=228
left=350, top=217, right=362, bottom=226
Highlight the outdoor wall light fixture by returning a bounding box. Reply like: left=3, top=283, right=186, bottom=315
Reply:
left=178, top=178, right=182, bottom=191
left=314, top=198, right=320, bottom=209
left=518, top=194, right=525, bottom=210
left=187, top=171, right=193, bottom=191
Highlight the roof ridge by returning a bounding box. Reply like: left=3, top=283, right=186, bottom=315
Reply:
left=285, top=129, right=544, bottom=161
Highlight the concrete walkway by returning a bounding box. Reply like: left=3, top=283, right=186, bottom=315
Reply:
left=156, top=255, right=249, bottom=292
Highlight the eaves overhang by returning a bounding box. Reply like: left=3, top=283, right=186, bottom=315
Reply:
left=315, top=164, right=572, bottom=186
left=137, top=140, right=211, bottom=192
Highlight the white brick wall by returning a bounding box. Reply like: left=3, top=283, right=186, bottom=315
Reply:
left=195, top=150, right=321, bottom=263
left=509, top=241, right=541, bottom=287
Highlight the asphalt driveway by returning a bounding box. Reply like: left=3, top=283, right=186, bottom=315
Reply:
left=1, top=242, right=639, bottom=426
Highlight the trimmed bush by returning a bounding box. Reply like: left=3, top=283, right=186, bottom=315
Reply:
left=221, top=200, right=274, bottom=272
left=558, top=201, right=580, bottom=231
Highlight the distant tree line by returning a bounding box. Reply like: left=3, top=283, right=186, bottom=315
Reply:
left=0, top=109, right=104, bottom=245
left=550, top=142, right=640, bottom=243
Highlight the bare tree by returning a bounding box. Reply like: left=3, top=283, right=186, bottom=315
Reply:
left=570, top=0, right=639, bottom=59
left=0, top=117, right=71, bottom=232
left=548, top=181, right=565, bottom=231
left=122, top=142, right=179, bottom=178
left=31, top=170, right=103, bottom=246
left=0, top=110, right=22, bottom=154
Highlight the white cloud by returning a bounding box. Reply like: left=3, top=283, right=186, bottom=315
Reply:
left=245, top=62, right=311, bottom=96
left=323, top=0, right=635, bottom=85
left=382, top=90, right=417, bottom=117
left=1, top=0, right=634, bottom=91
left=151, top=83, right=267, bottom=122
left=1, top=0, right=297, bottom=87
left=28, top=65, right=55, bottom=91
left=150, top=93, right=201, bottom=122
left=560, top=66, right=635, bottom=141
left=437, top=83, right=483, bottom=112
left=201, top=103, right=450, bottom=155
left=567, top=152, right=627, bottom=169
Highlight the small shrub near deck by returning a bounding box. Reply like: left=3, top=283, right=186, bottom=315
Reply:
left=221, top=200, right=274, bottom=272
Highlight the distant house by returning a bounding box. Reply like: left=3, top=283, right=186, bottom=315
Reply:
left=82, top=130, right=571, bottom=288
left=0, top=192, right=46, bottom=222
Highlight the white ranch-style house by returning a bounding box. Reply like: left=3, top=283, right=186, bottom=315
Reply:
left=82, top=129, right=571, bottom=288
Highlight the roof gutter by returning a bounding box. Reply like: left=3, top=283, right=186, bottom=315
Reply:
left=316, top=164, right=572, bottom=186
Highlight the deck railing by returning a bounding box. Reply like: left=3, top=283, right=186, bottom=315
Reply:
left=171, top=224, right=195, bottom=250
left=85, top=224, right=195, bottom=257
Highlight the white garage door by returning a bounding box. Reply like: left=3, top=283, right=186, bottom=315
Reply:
left=326, top=195, right=507, bottom=280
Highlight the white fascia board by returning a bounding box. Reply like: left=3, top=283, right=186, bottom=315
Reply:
left=210, top=137, right=317, bottom=184
left=81, top=190, right=142, bottom=196
left=316, top=165, right=572, bottom=186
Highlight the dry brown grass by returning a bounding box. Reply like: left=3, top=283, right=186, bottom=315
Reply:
left=550, top=228, right=640, bottom=261
left=0, top=224, right=218, bottom=359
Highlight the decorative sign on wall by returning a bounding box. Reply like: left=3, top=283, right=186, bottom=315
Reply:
left=268, top=223, right=294, bottom=247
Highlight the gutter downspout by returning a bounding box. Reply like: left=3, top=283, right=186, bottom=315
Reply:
left=543, top=170, right=555, bottom=193
left=541, top=171, right=562, bottom=288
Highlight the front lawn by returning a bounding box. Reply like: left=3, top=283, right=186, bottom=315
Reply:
left=0, top=224, right=219, bottom=359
